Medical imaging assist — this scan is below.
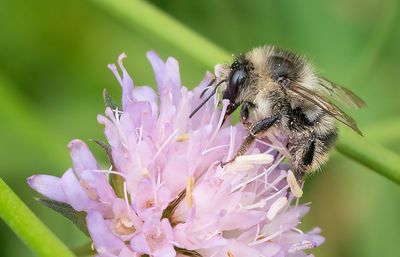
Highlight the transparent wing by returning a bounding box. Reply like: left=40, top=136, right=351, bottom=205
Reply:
left=287, top=82, right=363, bottom=135
left=317, top=77, right=367, bottom=109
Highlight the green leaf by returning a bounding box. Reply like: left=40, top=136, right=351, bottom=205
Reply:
left=37, top=198, right=90, bottom=237
left=103, top=88, right=119, bottom=110
left=0, top=178, right=76, bottom=257
left=91, top=139, right=125, bottom=198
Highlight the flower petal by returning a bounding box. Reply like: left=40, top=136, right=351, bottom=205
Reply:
left=68, top=139, right=99, bottom=174
left=61, top=168, right=91, bottom=211
left=130, top=232, right=151, bottom=254
left=27, top=174, right=67, bottom=202
left=87, top=211, right=125, bottom=252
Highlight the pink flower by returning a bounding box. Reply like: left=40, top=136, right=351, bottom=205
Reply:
left=28, top=51, right=324, bottom=257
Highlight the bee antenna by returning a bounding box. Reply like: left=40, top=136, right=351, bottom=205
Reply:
left=189, top=79, right=226, bottom=118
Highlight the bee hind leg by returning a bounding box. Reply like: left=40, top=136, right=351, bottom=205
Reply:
left=285, top=134, right=316, bottom=197
left=302, top=134, right=316, bottom=167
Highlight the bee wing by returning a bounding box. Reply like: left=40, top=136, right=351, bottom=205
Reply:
left=287, top=82, right=363, bottom=135
left=316, top=77, right=367, bottom=109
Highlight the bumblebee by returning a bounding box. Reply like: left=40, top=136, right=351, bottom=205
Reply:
left=191, top=45, right=366, bottom=182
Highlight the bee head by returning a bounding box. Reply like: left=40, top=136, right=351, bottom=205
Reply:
left=189, top=56, right=249, bottom=119
left=223, top=57, right=248, bottom=115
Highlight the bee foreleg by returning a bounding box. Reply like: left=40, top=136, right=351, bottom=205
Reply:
left=221, top=134, right=255, bottom=167
left=221, top=114, right=280, bottom=167
left=240, top=101, right=255, bottom=127
left=250, top=114, right=280, bottom=136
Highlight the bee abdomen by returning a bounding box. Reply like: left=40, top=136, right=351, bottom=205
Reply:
left=288, top=127, right=337, bottom=175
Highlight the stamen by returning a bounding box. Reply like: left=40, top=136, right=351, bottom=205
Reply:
left=152, top=130, right=178, bottom=162
left=267, top=196, right=288, bottom=220
left=226, top=126, right=235, bottom=160
left=288, top=240, right=316, bottom=253
left=142, top=168, right=150, bottom=177
left=249, top=228, right=286, bottom=246
left=287, top=170, right=303, bottom=198
left=239, top=199, right=267, bottom=210
left=176, top=133, right=189, bottom=142
left=253, top=224, right=261, bottom=242
left=205, top=230, right=221, bottom=240
left=207, top=99, right=229, bottom=145
left=136, top=125, right=143, bottom=143
left=114, top=107, right=121, bottom=124
left=186, top=176, right=195, bottom=208
left=113, top=216, right=136, bottom=235
left=232, top=156, right=282, bottom=192
left=227, top=251, right=234, bottom=257
left=255, top=182, right=288, bottom=200
left=105, top=108, right=128, bottom=151
left=201, top=144, right=230, bottom=155
left=123, top=181, right=131, bottom=215
left=255, top=139, right=285, bottom=151
left=209, top=250, right=220, bottom=257
left=235, top=153, right=274, bottom=165
left=291, top=227, right=304, bottom=234
left=120, top=217, right=134, bottom=228
left=92, top=169, right=126, bottom=179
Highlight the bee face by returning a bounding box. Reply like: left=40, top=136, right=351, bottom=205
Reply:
left=223, top=57, right=249, bottom=115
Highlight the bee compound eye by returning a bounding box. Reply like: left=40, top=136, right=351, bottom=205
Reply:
left=229, top=68, right=247, bottom=90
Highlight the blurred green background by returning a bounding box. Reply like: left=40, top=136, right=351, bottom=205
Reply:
left=0, top=0, right=399, bottom=256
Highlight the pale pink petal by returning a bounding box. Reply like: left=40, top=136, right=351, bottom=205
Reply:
left=68, top=139, right=98, bottom=174
left=27, top=175, right=67, bottom=202
left=146, top=51, right=165, bottom=92
left=130, top=232, right=151, bottom=254
left=60, top=168, right=91, bottom=211
left=131, top=86, right=158, bottom=116
left=87, top=211, right=125, bottom=252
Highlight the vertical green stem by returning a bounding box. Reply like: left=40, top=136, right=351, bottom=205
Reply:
left=0, top=178, right=76, bottom=257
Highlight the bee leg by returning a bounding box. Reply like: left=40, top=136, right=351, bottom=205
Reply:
left=302, top=134, right=316, bottom=166
left=221, top=114, right=280, bottom=167
left=286, top=134, right=315, bottom=196
left=291, top=135, right=316, bottom=183
left=240, top=101, right=255, bottom=128
left=221, top=134, right=255, bottom=167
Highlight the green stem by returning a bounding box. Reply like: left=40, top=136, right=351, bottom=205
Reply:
left=366, top=118, right=400, bottom=144
left=91, top=0, right=231, bottom=67
left=336, top=127, right=400, bottom=184
left=91, top=0, right=400, bottom=184
left=0, top=178, right=76, bottom=257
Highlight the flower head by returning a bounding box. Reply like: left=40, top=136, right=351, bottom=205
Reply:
left=28, top=51, right=324, bottom=257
